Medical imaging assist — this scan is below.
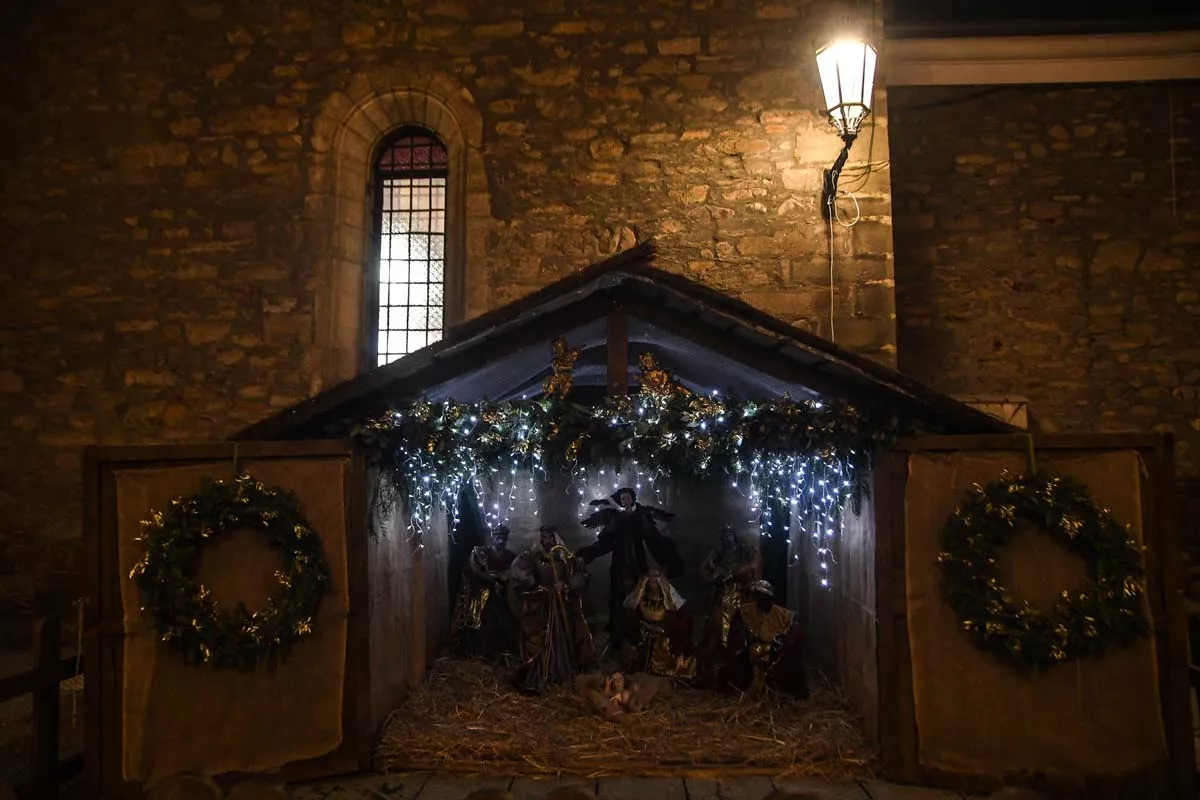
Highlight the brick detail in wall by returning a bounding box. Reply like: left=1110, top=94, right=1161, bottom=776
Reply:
left=890, top=83, right=1200, bottom=477
left=0, top=0, right=896, bottom=646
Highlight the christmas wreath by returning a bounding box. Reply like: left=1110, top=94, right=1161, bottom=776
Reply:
left=130, top=475, right=332, bottom=670
left=937, top=471, right=1151, bottom=672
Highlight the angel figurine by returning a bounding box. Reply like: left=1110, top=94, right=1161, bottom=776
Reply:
left=577, top=487, right=683, bottom=649
left=542, top=337, right=581, bottom=400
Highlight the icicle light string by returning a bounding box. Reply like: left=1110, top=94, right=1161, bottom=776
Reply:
left=354, top=392, right=896, bottom=589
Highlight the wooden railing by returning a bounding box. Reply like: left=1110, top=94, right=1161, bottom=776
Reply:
left=0, top=615, right=84, bottom=800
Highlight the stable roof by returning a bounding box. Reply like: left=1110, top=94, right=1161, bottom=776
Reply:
left=233, top=241, right=1012, bottom=441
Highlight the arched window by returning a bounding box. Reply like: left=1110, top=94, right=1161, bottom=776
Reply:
left=368, top=126, right=451, bottom=366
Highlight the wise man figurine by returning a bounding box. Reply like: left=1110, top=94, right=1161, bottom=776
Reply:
left=720, top=579, right=808, bottom=698
left=449, top=523, right=519, bottom=659
left=699, top=524, right=761, bottom=658
left=510, top=524, right=595, bottom=694
left=577, top=487, right=683, bottom=650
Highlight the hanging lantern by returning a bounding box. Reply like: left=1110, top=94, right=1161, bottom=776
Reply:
left=815, top=38, right=877, bottom=139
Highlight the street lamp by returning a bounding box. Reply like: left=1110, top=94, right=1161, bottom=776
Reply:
left=816, top=37, right=877, bottom=218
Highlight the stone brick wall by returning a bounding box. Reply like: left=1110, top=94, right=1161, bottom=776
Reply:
left=0, top=0, right=895, bottom=645
left=890, top=82, right=1200, bottom=476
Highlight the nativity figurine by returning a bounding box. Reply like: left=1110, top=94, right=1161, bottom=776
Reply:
left=511, top=524, right=596, bottom=694
left=577, top=487, right=684, bottom=649
left=699, top=524, right=761, bottom=658
left=576, top=670, right=673, bottom=719
left=720, top=579, right=808, bottom=698
left=450, top=523, right=520, bottom=659
left=623, top=570, right=696, bottom=679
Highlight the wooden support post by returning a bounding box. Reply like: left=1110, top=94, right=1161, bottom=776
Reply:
left=32, top=614, right=61, bottom=800
left=606, top=309, right=629, bottom=396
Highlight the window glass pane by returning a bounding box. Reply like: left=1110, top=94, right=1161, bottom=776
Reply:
left=410, top=235, right=429, bottom=262
left=388, top=331, right=406, bottom=356
left=409, top=283, right=429, bottom=307
left=372, top=128, right=449, bottom=365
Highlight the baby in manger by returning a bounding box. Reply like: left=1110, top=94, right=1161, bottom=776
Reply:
left=576, top=670, right=672, bottom=719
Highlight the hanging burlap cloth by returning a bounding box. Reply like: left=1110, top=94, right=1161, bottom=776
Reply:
left=904, top=450, right=1166, bottom=778
left=116, top=459, right=350, bottom=782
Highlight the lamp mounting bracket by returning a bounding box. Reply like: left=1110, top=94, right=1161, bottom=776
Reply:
left=821, top=133, right=858, bottom=221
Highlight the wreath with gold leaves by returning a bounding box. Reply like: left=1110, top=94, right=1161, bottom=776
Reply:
left=937, top=471, right=1151, bottom=671
left=130, top=475, right=332, bottom=670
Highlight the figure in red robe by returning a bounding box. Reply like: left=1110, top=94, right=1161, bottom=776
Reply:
left=720, top=580, right=808, bottom=698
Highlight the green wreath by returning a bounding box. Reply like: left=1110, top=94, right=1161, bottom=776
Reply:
left=937, top=471, right=1151, bottom=671
left=130, top=475, right=332, bottom=670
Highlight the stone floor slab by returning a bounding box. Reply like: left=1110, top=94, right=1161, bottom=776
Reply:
left=416, top=774, right=514, bottom=800
left=771, top=777, right=869, bottom=799
left=509, top=776, right=598, bottom=799
left=862, top=781, right=964, bottom=800
left=596, top=777, right=686, bottom=800
left=713, top=776, right=775, bottom=800
left=292, top=772, right=430, bottom=800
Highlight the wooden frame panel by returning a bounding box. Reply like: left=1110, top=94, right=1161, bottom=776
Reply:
left=875, top=433, right=1195, bottom=798
left=82, top=441, right=367, bottom=799
left=884, top=30, right=1200, bottom=87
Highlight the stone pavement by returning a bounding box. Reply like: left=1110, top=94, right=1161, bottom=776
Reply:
left=291, top=772, right=978, bottom=800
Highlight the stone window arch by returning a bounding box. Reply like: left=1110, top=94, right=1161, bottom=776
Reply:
left=309, top=70, right=489, bottom=391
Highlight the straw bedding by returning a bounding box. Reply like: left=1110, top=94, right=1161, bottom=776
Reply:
left=376, top=657, right=877, bottom=779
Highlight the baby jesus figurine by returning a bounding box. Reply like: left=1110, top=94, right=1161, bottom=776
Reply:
left=604, top=672, right=632, bottom=714
left=577, top=670, right=672, bottom=719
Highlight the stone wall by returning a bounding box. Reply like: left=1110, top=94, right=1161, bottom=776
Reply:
left=890, top=82, right=1200, bottom=476
left=0, top=0, right=894, bottom=645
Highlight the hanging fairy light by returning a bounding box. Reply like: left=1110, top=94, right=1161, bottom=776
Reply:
left=356, top=387, right=894, bottom=590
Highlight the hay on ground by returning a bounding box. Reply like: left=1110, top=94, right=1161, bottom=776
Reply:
left=376, top=657, right=877, bottom=779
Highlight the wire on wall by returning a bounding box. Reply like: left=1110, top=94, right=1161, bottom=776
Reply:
left=828, top=189, right=862, bottom=345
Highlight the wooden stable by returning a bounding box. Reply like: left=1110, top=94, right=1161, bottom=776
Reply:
left=80, top=245, right=1196, bottom=798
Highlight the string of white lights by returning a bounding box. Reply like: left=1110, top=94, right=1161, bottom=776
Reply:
left=375, top=394, right=869, bottom=590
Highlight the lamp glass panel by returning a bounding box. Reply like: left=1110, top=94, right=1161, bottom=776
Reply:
left=816, top=39, right=877, bottom=115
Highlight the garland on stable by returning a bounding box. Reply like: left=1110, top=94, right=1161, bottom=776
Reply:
left=131, top=475, right=332, bottom=670
left=937, top=471, right=1151, bottom=672
left=355, top=380, right=895, bottom=538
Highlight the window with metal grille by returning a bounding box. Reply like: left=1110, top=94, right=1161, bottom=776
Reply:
left=369, top=126, right=449, bottom=367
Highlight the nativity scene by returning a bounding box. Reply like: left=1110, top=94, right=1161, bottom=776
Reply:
left=95, top=247, right=1181, bottom=798
left=373, top=334, right=881, bottom=778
